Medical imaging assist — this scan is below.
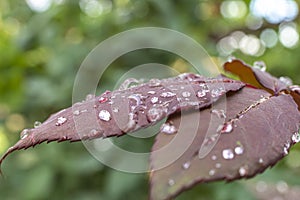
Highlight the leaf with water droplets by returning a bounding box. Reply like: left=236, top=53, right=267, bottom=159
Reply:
left=149, top=87, right=300, bottom=200
left=0, top=73, right=244, bottom=169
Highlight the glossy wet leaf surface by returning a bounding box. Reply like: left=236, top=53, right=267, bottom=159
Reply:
left=0, top=73, right=244, bottom=167
left=150, top=87, right=300, bottom=200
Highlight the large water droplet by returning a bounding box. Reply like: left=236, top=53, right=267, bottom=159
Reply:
left=160, top=92, right=176, bottom=98
left=147, top=107, right=165, bottom=122
left=98, top=110, right=111, bottom=122
left=168, top=179, right=175, bottom=186
left=20, top=129, right=29, bottom=139
left=222, top=149, right=234, bottom=160
left=182, top=161, right=191, bottom=170
left=160, top=122, right=177, bottom=135
left=151, top=97, right=159, bottom=104
left=98, top=96, right=108, bottom=103
left=291, top=132, right=300, bottom=143
left=279, top=76, right=293, bottom=86
left=211, top=109, right=226, bottom=118
left=218, top=122, right=233, bottom=134
left=55, top=117, right=67, bottom=126
left=128, top=94, right=142, bottom=106
left=234, top=146, right=244, bottom=155
left=34, top=121, right=42, bottom=128
left=253, top=61, right=267, bottom=71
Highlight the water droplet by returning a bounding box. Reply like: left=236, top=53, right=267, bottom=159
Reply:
left=151, top=97, right=159, bottom=104
left=112, top=107, right=119, bottom=113
left=160, top=92, right=176, bottom=98
left=259, top=158, right=264, bottom=164
left=182, top=161, right=191, bottom=169
left=149, top=79, right=161, bottom=87
left=147, top=91, right=156, bottom=95
left=289, top=85, right=300, bottom=94
left=209, top=169, right=215, bottom=176
left=283, top=142, right=290, bottom=155
left=98, top=97, right=108, bottom=103
left=211, top=88, right=225, bottom=98
left=211, top=155, right=217, bottom=160
left=279, top=76, right=293, bottom=86
left=20, top=129, right=29, bottom=139
left=147, top=107, right=165, bottom=122
left=122, top=113, right=137, bottom=132
left=218, top=122, right=233, bottom=134
left=227, top=56, right=236, bottom=63
left=55, top=117, right=67, bottom=126
left=197, top=89, right=209, bottom=98
left=34, top=121, right=42, bottom=128
left=182, top=91, right=191, bottom=98
left=211, top=109, right=226, bottom=118
left=253, top=61, right=267, bottom=71
left=119, top=78, right=141, bottom=90
left=239, top=166, right=247, bottom=176
left=128, top=94, right=142, bottom=106
left=291, top=132, right=300, bottom=143
left=89, top=129, right=104, bottom=138
left=168, top=179, right=175, bottom=186
left=234, top=146, right=244, bottom=155
left=73, top=110, right=80, bottom=116
left=215, top=163, right=221, bottom=168
left=160, top=122, right=177, bottom=135
left=98, top=110, right=111, bottom=121
left=222, top=149, right=234, bottom=160
left=85, top=94, right=95, bottom=101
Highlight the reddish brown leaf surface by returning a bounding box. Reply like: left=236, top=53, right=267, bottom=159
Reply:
left=149, top=87, right=300, bottom=200
left=224, top=59, right=286, bottom=94
left=0, top=73, right=244, bottom=168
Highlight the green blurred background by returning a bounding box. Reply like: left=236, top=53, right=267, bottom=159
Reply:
left=0, top=0, right=300, bottom=199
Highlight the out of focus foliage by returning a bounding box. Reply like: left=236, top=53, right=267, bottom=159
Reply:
left=0, top=0, right=299, bottom=199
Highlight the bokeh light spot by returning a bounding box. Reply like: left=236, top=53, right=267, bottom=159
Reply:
left=279, top=23, right=299, bottom=48
left=260, top=28, right=278, bottom=48
left=26, top=0, right=52, bottom=12
left=221, top=0, right=247, bottom=19
left=250, top=0, right=298, bottom=24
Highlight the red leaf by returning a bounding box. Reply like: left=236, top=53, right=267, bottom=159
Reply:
left=149, top=87, right=300, bottom=200
left=0, top=74, right=244, bottom=168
